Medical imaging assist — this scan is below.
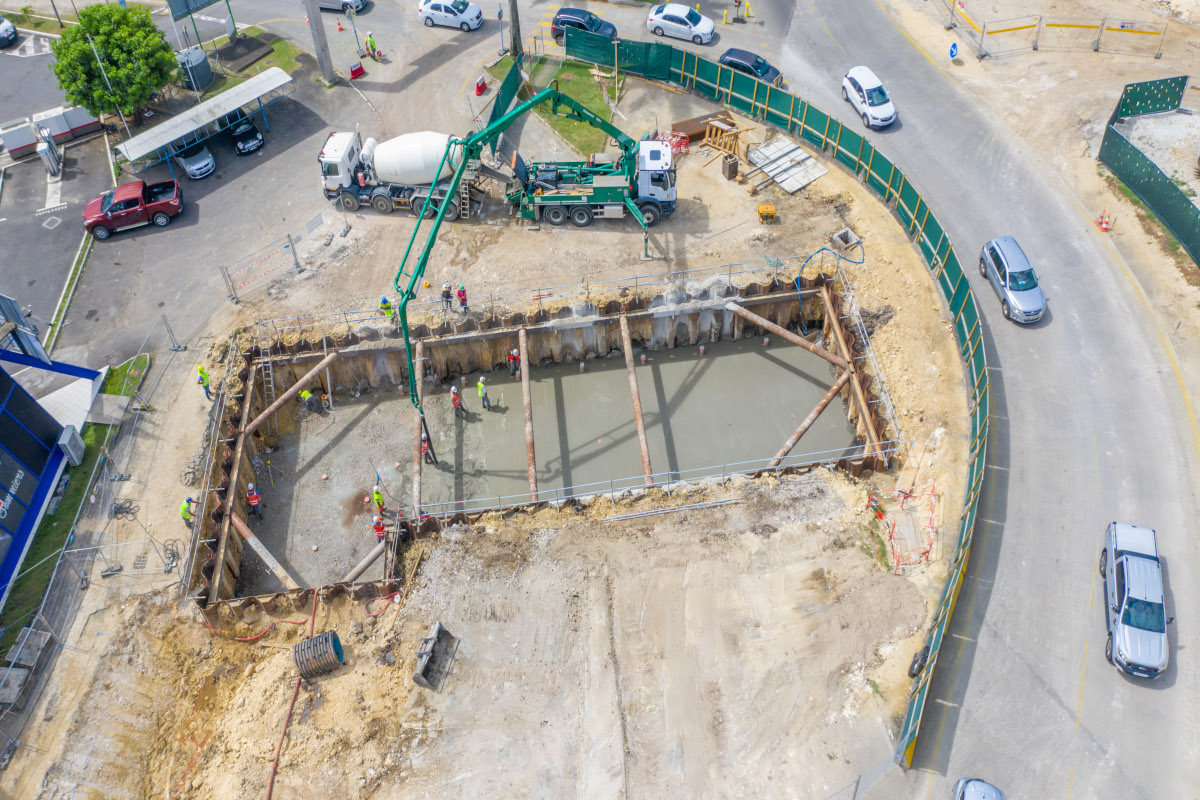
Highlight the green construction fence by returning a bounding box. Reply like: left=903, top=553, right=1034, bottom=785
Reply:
left=1100, top=76, right=1200, bottom=269
left=564, top=30, right=990, bottom=768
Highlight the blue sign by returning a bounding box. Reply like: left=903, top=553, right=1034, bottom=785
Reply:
left=950, top=42, right=958, bottom=59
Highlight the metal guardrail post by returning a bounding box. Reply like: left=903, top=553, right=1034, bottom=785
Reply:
left=286, top=233, right=303, bottom=273
left=1093, top=17, right=1105, bottom=51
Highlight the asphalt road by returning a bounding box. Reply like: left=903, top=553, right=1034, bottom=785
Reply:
left=761, top=2, right=1200, bottom=797
left=0, top=32, right=63, bottom=124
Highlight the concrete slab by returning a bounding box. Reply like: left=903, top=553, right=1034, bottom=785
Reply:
left=35, top=371, right=102, bottom=430
left=85, top=393, right=131, bottom=425
left=238, top=336, right=858, bottom=595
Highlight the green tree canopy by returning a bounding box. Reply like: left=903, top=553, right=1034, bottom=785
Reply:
left=50, top=5, right=177, bottom=118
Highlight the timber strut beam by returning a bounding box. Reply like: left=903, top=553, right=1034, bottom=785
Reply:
left=620, top=314, right=654, bottom=485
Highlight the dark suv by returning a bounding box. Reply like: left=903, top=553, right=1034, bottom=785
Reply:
left=550, top=8, right=617, bottom=45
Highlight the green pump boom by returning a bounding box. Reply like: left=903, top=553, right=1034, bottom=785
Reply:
left=392, top=80, right=637, bottom=413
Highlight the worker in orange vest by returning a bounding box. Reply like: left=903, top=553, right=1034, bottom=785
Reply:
left=421, top=433, right=433, bottom=464
left=372, top=515, right=386, bottom=542
left=508, top=348, right=520, bottom=377
left=246, top=483, right=263, bottom=519
left=450, top=385, right=462, bottom=416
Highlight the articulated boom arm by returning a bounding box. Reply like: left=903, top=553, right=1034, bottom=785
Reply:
left=392, top=80, right=636, bottom=413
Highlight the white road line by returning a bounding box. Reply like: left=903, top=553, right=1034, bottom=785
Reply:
left=45, top=172, right=62, bottom=209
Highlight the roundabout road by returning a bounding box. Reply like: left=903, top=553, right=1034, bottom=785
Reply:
left=766, top=1, right=1200, bottom=796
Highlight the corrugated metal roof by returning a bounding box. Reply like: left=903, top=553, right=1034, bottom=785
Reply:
left=116, top=67, right=293, bottom=164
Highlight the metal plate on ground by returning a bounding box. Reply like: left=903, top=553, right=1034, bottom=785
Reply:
left=747, top=138, right=827, bottom=194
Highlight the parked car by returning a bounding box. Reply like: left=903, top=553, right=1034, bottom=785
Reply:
left=718, top=48, right=781, bottom=87
left=953, top=779, right=1004, bottom=800
left=0, top=14, right=17, bottom=48
left=1100, top=521, right=1173, bottom=679
left=841, top=66, right=897, bottom=128
left=418, top=0, right=483, bottom=31
left=225, top=110, right=264, bottom=155
left=308, top=0, right=364, bottom=13
left=550, top=8, right=617, bottom=46
left=173, top=143, right=216, bottom=179
left=978, top=236, right=1047, bottom=323
left=83, top=180, right=183, bottom=241
left=646, top=3, right=714, bottom=45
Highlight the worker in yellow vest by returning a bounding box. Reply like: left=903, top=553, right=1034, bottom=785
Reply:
left=299, top=388, right=320, bottom=413
left=372, top=484, right=384, bottom=511
left=380, top=296, right=394, bottom=320
left=477, top=375, right=490, bottom=410
left=197, top=365, right=211, bottom=400
left=180, top=497, right=195, bottom=529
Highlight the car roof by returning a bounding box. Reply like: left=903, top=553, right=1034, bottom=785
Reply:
left=961, top=780, right=1004, bottom=800
left=113, top=182, right=145, bottom=202
left=987, top=236, right=1033, bottom=270
left=721, top=48, right=758, bottom=63
left=1122, top=553, right=1164, bottom=603
left=1111, top=521, right=1159, bottom=559
left=658, top=3, right=692, bottom=14
left=555, top=7, right=591, bottom=18
left=846, top=65, right=884, bottom=89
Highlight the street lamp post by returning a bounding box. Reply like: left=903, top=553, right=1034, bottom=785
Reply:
left=497, top=6, right=506, bottom=57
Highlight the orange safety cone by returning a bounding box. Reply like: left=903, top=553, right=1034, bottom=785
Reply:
left=336, top=16, right=344, bottom=31
left=1095, top=210, right=1110, bottom=232
left=474, top=74, right=487, bottom=96
left=304, top=14, right=309, bottom=24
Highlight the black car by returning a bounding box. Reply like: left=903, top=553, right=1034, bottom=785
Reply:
left=225, top=110, right=264, bottom=155
left=550, top=8, right=617, bottom=46
left=718, top=48, right=782, bottom=87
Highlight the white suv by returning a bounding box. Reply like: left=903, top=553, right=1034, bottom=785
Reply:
left=1099, top=521, right=1173, bottom=679
left=418, top=0, right=483, bottom=31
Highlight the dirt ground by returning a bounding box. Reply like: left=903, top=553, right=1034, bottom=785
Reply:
left=1, top=77, right=970, bottom=797
left=17, top=474, right=928, bottom=800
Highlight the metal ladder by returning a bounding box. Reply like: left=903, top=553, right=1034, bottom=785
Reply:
left=458, top=161, right=476, bottom=219
left=257, top=320, right=278, bottom=438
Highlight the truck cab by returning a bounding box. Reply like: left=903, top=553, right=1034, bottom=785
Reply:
left=318, top=131, right=361, bottom=198
left=83, top=180, right=182, bottom=241
left=634, top=140, right=676, bottom=218
left=1099, top=521, right=1173, bottom=679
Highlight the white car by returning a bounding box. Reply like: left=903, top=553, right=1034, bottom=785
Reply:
left=418, top=0, right=483, bottom=31
left=841, top=66, right=897, bottom=129
left=646, top=3, right=714, bottom=45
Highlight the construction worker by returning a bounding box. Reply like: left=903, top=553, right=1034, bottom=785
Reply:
left=441, top=282, right=453, bottom=311
left=450, top=385, right=462, bottom=416
left=456, top=284, right=469, bottom=313
left=477, top=375, right=490, bottom=410
left=365, top=31, right=377, bottom=58
left=372, top=514, right=386, bottom=542
left=197, top=365, right=211, bottom=401
left=379, top=296, right=394, bottom=320
left=180, top=497, right=195, bottom=529
left=299, top=388, right=320, bottom=412
left=421, top=433, right=433, bottom=464
left=246, top=483, right=263, bottom=519
left=508, top=348, right=521, bottom=377
left=372, top=484, right=385, bottom=511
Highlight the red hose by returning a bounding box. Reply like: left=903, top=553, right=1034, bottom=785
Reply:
left=265, top=589, right=317, bottom=800
left=364, top=591, right=402, bottom=618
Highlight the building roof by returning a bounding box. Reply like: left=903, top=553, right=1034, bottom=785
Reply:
left=116, top=67, right=293, bottom=165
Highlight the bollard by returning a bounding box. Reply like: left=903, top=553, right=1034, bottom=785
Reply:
left=460, top=376, right=467, bottom=387
left=699, top=344, right=706, bottom=355
left=722, top=10, right=727, bottom=23
left=762, top=336, right=769, bottom=347
left=579, top=361, right=586, bottom=373
left=640, top=353, right=647, bottom=365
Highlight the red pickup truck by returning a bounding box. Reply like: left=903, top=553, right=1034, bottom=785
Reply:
left=83, top=180, right=183, bottom=241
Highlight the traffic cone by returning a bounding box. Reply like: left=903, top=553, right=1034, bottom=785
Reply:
left=336, top=16, right=344, bottom=31
left=305, top=14, right=309, bottom=24
left=1095, top=210, right=1110, bottom=232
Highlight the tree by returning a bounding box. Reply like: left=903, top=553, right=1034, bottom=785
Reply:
left=50, top=5, right=176, bottom=119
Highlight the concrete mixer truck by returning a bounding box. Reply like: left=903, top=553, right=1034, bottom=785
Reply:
left=319, top=130, right=496, bottom=219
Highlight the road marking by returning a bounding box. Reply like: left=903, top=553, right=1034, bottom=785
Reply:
left=1075, top=641, right=1087, bottom=728
left=36, top=203, right=66, bottom=216
left=0, top=218, right=7, bottom=222
left=1067, top=768, right=1074, bottom=799
left=45, top=172, right=62, bottom=210
left=811, top=0, right=844, bottom=52
left=42, top=215, right=62, bottom=229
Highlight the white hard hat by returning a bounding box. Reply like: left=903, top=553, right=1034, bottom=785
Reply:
left=368, top=30, right=373, bottom=36
left=479, top=376, right=486, bottom=382
left=443, top=282, right=450, bottom=289
left=374, top=484, right=380, bottom=491
left=248, top=483, right=254, bottom=491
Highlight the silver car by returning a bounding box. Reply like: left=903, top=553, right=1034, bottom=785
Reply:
left=953, top=779, right=1004, bottom=800
left=978, top=236, right=1046, bottom=323
left=1100, top=521, right=1173, bottom=679
left=173, top=143, right=216, bottom=180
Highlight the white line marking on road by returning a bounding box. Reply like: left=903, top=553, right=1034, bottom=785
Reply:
left=37, top=203, right=67, bottom=215
left=45, top=172, right=62, bottom=209
left=0, top=218, right=7, bottom=222
left=42, top=215, right=62, bottom=229
left=978, top=517, right=1004, bottom=526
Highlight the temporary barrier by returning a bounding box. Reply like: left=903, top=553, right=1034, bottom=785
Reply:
left=563, top=29, right=990, bottom=767
left=1100, top=76, right=1200, bottom=269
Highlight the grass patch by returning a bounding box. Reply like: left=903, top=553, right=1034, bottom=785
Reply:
left=0, top=7, right=75, bottom=34
left=0, top=424, right=109, bottom=655
left=859, top=521, right=891, bottom=572
left=867, top=678, right=885, bottom=700
left=198, top=27, right=303, bottom=98
left=1100, top=165, right=1187, bottom=257
left=485, top=56, right=624, bottom=156
left=100, top=353, right=150, bottom=396
left=45, top=235, right=93, bottom=356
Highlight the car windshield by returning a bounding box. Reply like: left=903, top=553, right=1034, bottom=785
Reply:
left=685, top=8, right=702, bottom=25
left=1008, top=269, right=1038, bottom=291
left=1122, top=598, right=1166, bottom=633
left=752, top=57, right=770, bottom=75
left=179, top=145, right=206, bottom=159
left=450, top=0, right=468, bottom=11
left=865, top=85, right=890, bottom=106
left=100, top=191, right=114, bottom=214
left=580, top=12, right=600, bottom=29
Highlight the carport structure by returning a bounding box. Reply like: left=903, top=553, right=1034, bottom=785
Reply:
left=114, top=67, right=294, bottom=178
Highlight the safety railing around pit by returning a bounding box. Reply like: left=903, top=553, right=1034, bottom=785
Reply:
left=931, top=0, right=1167, bottom=59
left=1099, top=75, right=1200, bottom=269
left=562, top=30, right=988, bottom=767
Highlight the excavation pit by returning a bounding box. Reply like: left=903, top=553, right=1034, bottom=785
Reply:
left=193, top=271, right=902, bottom=606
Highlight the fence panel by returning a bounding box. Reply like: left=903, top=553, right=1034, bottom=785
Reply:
left=1115, top=74, right=1188, bottom=116
left=978, top=15, right=1040, bottom=57
left=1035, top=16, right=1103, bottom=51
